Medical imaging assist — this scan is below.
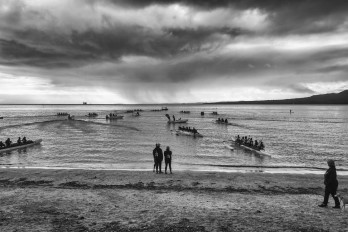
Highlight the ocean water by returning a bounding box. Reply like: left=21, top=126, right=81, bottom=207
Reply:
left=0, top=104, right=347, bottom=174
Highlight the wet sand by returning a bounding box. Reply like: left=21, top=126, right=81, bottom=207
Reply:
left=0, top=168, right=348, bottom=231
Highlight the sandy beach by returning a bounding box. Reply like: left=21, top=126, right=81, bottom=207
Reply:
left=0, top=169, right=347, bottom=231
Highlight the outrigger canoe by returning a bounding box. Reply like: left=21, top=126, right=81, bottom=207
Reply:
left=106, top=115, right=124, bottom=120
left=231, top=139, right=270, bottom=156
left=86, top=114, right=98, bottom=117
left=215, top=120, right=232, bottom=125
left=167, top=119, right=188, bottom=124
left=175, top=130, right=203, bottom=137
left=0, top=139, right=43, bottom=154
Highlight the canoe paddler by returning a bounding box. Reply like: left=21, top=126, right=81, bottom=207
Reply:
left=5, top=138, right=12, bottom=147
left=259, top=141, right=264, bottom=150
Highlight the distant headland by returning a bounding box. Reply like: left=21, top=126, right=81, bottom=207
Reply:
left=206, top=90, right=348, bottom=105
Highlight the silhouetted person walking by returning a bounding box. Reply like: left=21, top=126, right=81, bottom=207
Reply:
left=153, top=143, right=163, bottom=174
left=164, top=146, right=172, bottom=174
left=319, top=159, right=340, bottom=208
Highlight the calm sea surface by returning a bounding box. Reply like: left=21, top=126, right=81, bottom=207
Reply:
left=0, top=104, right=347, bottom=174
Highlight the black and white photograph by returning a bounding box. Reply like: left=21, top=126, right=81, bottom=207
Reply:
left=0, top=0, right=348, bottom=231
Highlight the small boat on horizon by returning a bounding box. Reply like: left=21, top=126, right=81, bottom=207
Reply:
left=167, top=119, right=188, bottom=124
left=106, top=115, right=124, bottom=120
left=215, top=120, right=232, bottom=125
left=86, top=113, right=98, bottom=117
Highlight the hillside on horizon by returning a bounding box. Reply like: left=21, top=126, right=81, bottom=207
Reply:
left=207, top=90, right=348, bottom=105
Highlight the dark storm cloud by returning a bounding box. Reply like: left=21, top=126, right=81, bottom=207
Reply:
left=0, top=25, right=242, bottom=68
left=0, top=38, right=96, bottom=67
left=0, top=0, right=347, bottom=103
left=110, top=0, right=348, bottom=34
left=1, top=0, right=347, bottom=68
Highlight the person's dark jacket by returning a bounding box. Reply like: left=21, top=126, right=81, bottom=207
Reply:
left=324, top=166, right=338, bottom=188
left=153, top=147, right=163, bottom=161
left=164, top=150, right=172, bottom=161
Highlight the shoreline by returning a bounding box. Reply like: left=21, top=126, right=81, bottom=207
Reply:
left=2, top=165, right=348, bottom=175
left=1, top=168, right=348, bottom=231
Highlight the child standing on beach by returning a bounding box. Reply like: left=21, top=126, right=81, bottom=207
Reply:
left=164, top=146, right=172, bottom=174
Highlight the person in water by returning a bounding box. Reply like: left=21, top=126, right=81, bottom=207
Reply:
left=192, top=127, right=197, bottom=134
left=153, top=143, right=163, bottom=174
left=172, top=115, right=175, bottom=121
left=0, top=141, right=4, bottom=148
left=164, top=146, right=172, bottom=174
left=319, top=159, right=340, bottom=208
left=225, top=118, right=228, bottom=123
left=17, top=137, right=21, bottom=145
left=22, top=137, right=27, bottom=144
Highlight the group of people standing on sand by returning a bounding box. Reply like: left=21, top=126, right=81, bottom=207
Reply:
left=152, top=144, right=172, bottom=174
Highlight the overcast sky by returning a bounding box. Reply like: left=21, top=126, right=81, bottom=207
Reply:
left=1, top=0, right=348, bottom=104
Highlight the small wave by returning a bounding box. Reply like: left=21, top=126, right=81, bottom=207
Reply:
left=3, top=115, right=57, bottom=119
left=72, top=119, right=140, bottom=131
left=229, top=117, right=345, bottom=124
left=190, top=164, right=328, bottom=171
left=0, top=119, right=65, bottom=131
left=0, top=119, right=140, bottom=132
left=196, top=163, right=338, bottom=170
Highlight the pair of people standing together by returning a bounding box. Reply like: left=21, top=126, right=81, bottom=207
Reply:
left=153, top=144, right=172, bottom=174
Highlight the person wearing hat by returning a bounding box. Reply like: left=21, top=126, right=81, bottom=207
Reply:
left=152, top=143, right=163, bottom=174
left=318, top=159, right=340, bottom=208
